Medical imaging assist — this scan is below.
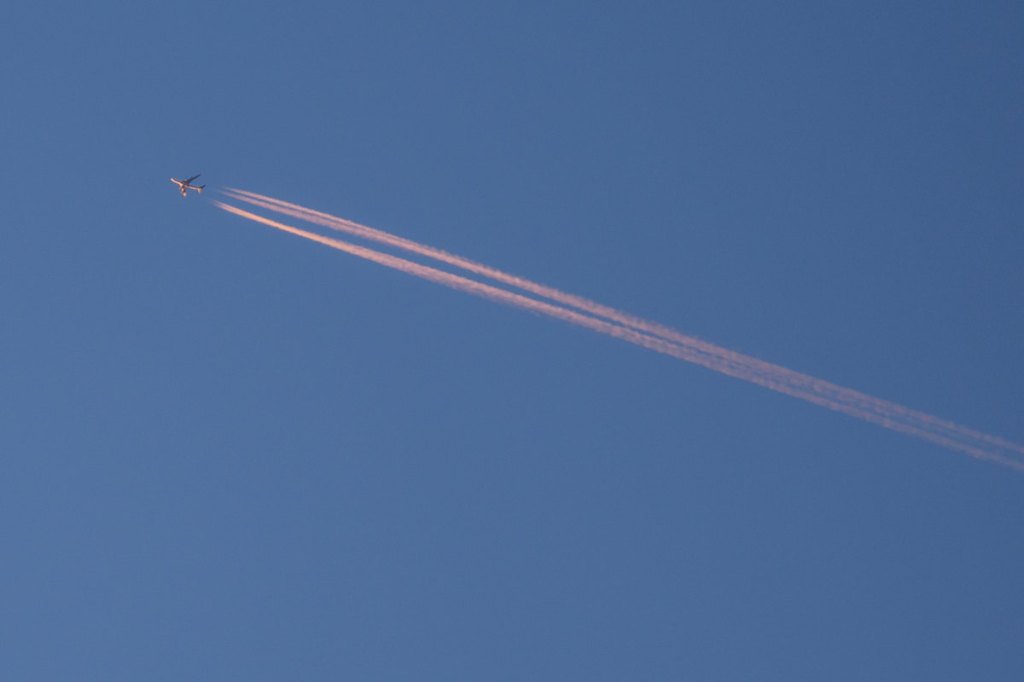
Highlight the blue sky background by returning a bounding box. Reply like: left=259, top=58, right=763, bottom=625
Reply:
left=2, top=1, right=1022, bottom=679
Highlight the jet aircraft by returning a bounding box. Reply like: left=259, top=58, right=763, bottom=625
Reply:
left=170, top=174, right=205, bottom=197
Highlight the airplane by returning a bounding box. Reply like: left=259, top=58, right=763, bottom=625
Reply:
left=170, top=174, right=205, bottom=197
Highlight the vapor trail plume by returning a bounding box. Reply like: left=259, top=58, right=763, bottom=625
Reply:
left=220, top=188, right=1024, bottom=463
left=213, top=200, right=1024, bottom=471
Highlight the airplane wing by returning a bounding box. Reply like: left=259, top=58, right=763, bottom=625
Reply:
left=184, top=174, right=200, bottom=183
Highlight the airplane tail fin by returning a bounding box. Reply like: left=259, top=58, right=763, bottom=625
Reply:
left=197, top=185, right=205, bottom=192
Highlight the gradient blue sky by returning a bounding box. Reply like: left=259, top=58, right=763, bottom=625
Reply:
left=2, top=2, right=1022, bottom=679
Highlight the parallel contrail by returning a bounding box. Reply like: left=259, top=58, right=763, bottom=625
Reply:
left=213, top=199, right=1024, bottom=471
left=219, top=188, right=1024, bottom=467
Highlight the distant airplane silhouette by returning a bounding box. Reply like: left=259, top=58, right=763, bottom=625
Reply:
left=170, top=174, right=205, bottom=197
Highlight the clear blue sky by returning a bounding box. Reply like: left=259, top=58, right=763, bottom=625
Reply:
left=2, top=2, right=1022, bottom=679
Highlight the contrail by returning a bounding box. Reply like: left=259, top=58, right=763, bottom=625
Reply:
left=213, top=199, right=1024, bottom=471
left=219, top=188, right=1024, bottom=465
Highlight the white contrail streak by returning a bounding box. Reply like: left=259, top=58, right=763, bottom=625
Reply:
left=213, top=199, right=1024, bottom=471
left=220, top=188, right=1024, bottom=466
